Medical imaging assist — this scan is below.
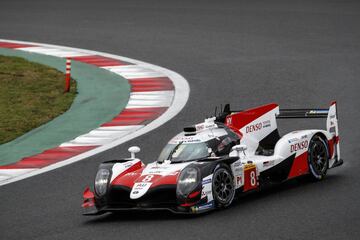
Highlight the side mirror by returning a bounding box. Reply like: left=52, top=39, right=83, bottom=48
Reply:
left=128, top=146, right=140, bottom=159
left=230, top=144, right=247, bottom=158
left=208, top=148, right=216, bottom=157
left=232, top=144, right=247, bottom=152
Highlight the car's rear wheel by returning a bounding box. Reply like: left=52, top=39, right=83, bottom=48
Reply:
left=308, top=135, right=329, bottom=180
left=212, top=164, right=235, bottom=208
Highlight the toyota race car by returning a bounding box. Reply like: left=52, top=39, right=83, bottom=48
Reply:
left=82, top=102, right=343, bottom=215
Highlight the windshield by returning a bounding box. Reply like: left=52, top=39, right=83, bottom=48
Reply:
left=157, top=142, right=209, bottom=162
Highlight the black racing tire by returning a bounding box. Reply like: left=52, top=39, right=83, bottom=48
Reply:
left=308, top=135, right=329, bottom=180
left=212, top=164, right=235, bottom=208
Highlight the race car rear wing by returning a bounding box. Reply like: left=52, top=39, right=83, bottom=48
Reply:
left=275, top=102, right=339, bottom=134
left=276, top=108, right=329, bottom=119
left=217, top=102, right=338, bottom=120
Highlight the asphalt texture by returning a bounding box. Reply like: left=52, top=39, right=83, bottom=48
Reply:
left=0, top=0, right=359, bottom=239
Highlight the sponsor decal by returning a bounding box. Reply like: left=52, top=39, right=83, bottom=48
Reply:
left=184, top=138, right=201, bottom=143
left=124, top=163, right=133, bottom=168
left=309, top=110, right=328, bottom=114
left=288, top=138, right=299, bottom=143
left=234, top=167, right=242, bottom=173
left=290, top=140, right=308, bottom=153
left=329, top=126, right=336, bottom=133
left=244, top=162, right=256, bottom=170
left=232, top=160, right=243, bottom=188
left=226, top=117, right=232, bottom=125
left=236, top=176, right=242, bottom=185
left=196, top=124, right=204, bottom=131
left=263, top=160, right=275, bottom=167
left=301, top=134, right=308, bottom=139
left=130, top=182, right=152, bottom=199
left=127, top=172, right=138, bottom=176
left=201, top=189, right=212, bottom=198
left=191, top=201, right=214, bottom=212
left=262, top=120, right=271, bottom=128
left=201, top=175, right=213, bottom=201
left=198, top=202, right=214, bottom=210
left=233, top=161, right=242, bottom=167
left=202, top=179, right=211, bottom=185
left=246, top=122, right=262, bottom=133
left=330, top=114, right=336, bottom=119
left=195, top=120, right=217, bottom=132
left=171, top=136, right=201, bottom=144
left=147, top=170, right=163, bottom=174
left=150, top=166, right=168, bottom=169
left=135, top=182, right=149, bottom=188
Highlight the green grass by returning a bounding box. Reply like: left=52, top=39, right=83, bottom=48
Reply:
left=0, top=55, right=77, bottom=144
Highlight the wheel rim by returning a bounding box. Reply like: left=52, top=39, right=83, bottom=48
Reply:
left=213, top=169, right=234, bottom=203
left=310, top=140, right=328, bottom=173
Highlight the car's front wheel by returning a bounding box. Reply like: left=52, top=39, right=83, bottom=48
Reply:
left=212, top=164, right=235, bottom=208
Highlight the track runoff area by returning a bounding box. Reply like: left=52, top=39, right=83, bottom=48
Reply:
left=0, top=39, right=189, bottom=186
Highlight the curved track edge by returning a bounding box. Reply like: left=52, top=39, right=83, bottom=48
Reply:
left=0, top=39, right=190, bottom=186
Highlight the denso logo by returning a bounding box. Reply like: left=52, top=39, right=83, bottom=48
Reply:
left=290, top=140, right=308, bottom=153
left=246, top=123, right=262, bottom=133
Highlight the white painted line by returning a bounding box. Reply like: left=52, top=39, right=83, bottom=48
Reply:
left=102, top=65, right=153, bottom=72
left=127, top=92, right=174, bottom=107
left=130, top=90, right=174, bottom=98
left=0, top=39, right=189, bottom=186
left=71, top=136, right=115, bottom=144
left=0, top=169, right=38, bottom=181
left=104, top=65, right=166, bottom=79
left=17, top=46, right=91, bottom=58
left=59, top=142, right=100, bottom=147
left=0, top=176, right=9, bottom=181
left=121, top=72, right=166, bottom=79
left=96, top=125, right=144, bottom=131
left=126, top=99, right=172, bottom=108
left=87, top=130, right=131, bottom=138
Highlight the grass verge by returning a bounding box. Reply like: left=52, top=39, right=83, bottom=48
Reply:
left=0, top=55, right=76, bottom=144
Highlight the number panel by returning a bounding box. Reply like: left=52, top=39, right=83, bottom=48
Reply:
left=243, top=163, right=258, bottom=192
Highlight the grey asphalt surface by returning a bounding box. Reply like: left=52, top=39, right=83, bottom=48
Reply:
left=1, top=0, right=360, bottom=239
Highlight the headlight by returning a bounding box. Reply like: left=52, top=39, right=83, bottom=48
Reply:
left=94, top=169, right=110, bottom=196
left=176, top=167, right=200, bottom=197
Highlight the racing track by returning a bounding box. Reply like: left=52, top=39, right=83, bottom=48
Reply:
left=0, top=0, right=360, bottom=239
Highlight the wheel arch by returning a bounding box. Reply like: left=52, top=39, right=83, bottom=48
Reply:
left=195, top=157, right=239, bottom=177
left=311, top=131, right=331, bottom=159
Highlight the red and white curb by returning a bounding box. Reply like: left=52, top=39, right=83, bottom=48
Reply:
left=0, top=39, right=189, bottom=186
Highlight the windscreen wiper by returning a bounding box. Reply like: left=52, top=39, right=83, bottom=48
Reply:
left=168, top=141, right=183, bottom=161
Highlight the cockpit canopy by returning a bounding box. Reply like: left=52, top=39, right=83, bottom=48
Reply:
left=157, top=122, right=240, bottom=162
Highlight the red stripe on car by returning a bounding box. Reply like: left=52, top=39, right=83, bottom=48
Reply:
left=225, top=103, right=278, bottom=130
left=288, top=151, right=309, bottom=179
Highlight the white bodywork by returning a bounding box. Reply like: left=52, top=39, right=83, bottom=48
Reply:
left=106, top=102, right=341, bottom=207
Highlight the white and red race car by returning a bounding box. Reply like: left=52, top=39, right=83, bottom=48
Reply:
left=82, top=102, right=342, bottom=215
